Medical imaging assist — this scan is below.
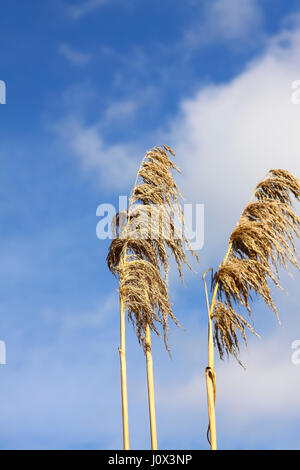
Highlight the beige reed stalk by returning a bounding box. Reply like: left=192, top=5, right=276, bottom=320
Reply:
left=203, top=268, right=216, bottom=450
left=107, top=145, right=198, bottom=450
left=119, top=294, right=129, bottom=449
left=204, top=169, right=300, bottom=450
left=117, top=159, right=145, bottom=450
left=145, top=324, right=157, bottom=449
left=203, top=237, right=243, bottom=450
left=119, top=154, right=158, bottom=449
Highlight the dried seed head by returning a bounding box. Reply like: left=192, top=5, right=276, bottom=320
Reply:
left=118, top=259, right=179, bottom=354
left=212, top=169, right=300, bottom=363
left=107, top=146, right=199, bottom=352
left=212, top=301, right=259, bottom=368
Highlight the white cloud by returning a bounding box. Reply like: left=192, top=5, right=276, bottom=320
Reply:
left=185, top=0, right=262, bottom=48
left=59, top=43, right=92, bottom=66
left=103, top=88, right=157, bottom=122
left=53, top=19, right=300, bottom=248
left=166, top=19, right=300, bottom=254
left=51, top=17, right=300, bottom=265
left=210, top=0, right=261, bottom=40
left=153, top=21, right=300, bottom=446
left=51, top=86, right=159, bottom=191
left=53, top=116, right=139, bottom=190
left=104, top=100, right=138, bottom=122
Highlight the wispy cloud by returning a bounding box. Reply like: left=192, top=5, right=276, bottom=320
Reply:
left=59, top=43, right=92, bottom=66
left=42, top=294, right=117, bottom=332
left=49, top=83, right=160, bottom=191
left=103, top=87, right=158, bottom=121
left=54, top=18, right=300, bottom=220
left=184, top=0, right=262, bottom=48
left=165, top=19, right=300, bottom=256
left=66, top=0, right=110, bottom=20
left=103, top=100, right=138, bottom=122
left=52, top=116, right=138, bottom=190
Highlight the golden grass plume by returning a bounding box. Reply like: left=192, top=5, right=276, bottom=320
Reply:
left=107, top=145, right=198, bottom=352
left=212, top=169, right=300, bottom=363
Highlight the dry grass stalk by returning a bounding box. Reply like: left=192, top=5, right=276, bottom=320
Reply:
left=203, top=268, right=217, bottom=449
left=108, top=145, right=197, bottom=352
left=212, top=169, right=300, bottom=362
left=107, top=145, right=198, bottom=449
left=204, top=169, right=299, bottom=450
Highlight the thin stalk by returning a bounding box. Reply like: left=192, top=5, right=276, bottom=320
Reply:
left=203, top=268, right=217, bottom=450
left=119, top=294, right=130, bottom=450
left=203, top=190, right=257, bottom=450
left=145, top=324, right=158, bottom=450
left=117, top=154, right=148, bottom=450
left=128, top=154, right=158, bottom=450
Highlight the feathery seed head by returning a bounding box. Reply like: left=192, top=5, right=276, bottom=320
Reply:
left=107, top=146, right=198, bottom=353
left=212, top=169, right=300, bottom=363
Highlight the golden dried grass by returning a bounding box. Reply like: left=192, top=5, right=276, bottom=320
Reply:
left=212, top=169, right=300, bottom=363
left=107, top=145, right=198, bottom=352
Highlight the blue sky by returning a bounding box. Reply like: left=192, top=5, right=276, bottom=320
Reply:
left=0, top=0, right=300, bottom=450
